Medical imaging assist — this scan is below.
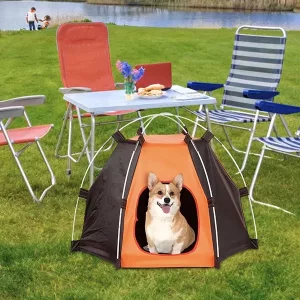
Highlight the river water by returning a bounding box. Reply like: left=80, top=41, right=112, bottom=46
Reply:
left=1, top=0, right=300, bottom=31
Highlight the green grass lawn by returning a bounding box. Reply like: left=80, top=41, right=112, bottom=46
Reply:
left=0, top=25, right=300, bottom=299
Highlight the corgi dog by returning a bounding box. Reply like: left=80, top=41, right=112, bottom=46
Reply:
left=145, top=172, right=195, bottom=254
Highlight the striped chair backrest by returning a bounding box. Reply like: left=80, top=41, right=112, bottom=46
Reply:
left=222, top=26, right=286, bottom=110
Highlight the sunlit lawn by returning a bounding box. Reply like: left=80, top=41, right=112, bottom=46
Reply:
left=0, top=25, right=300, bottom=299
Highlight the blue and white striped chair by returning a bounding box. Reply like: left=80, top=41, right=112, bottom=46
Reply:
left=249, top=101, right=300, bottom=214
left=188, top=25, right=288, bottom=172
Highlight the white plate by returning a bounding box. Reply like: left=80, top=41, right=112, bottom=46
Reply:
left=138, top=92, right=166, bottom=99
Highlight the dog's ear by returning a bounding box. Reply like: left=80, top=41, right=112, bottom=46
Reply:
left=173, top=173, right=183, bottom=191
left=148, top=172, right=158, bottom=191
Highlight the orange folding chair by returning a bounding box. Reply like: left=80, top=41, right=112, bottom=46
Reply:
left=135, top=62, right=172, bottom=91
left=55, top=22, right=143, bottom=175
left=0, top=96, right=56, bottom=202
left=135, top=62, right=182, bottom=131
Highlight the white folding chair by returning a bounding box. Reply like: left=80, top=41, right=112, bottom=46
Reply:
left=188, top=25, right=288, bottom=172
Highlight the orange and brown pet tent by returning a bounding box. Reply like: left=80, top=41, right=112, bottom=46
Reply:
left=71, top=130, right=257, bottom=269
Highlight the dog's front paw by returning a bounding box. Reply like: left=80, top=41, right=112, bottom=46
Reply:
left=171, top=242, right=184, bottom=255
left=148, top=246, right=158, bottom=254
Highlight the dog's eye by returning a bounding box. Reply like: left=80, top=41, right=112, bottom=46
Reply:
left=157, top=191, right=163, bottom=195
left=170, top=191, right=175, bottom=196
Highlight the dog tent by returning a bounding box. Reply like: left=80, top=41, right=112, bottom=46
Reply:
left=71, top=130, right=258, bottom=268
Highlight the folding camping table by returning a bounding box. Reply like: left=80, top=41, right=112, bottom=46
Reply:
left=63, top=86, right=216, bottom=186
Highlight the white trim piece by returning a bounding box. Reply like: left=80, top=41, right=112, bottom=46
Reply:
left=189, top=139, right=219, bottom=255
left=118, top=137, right=142, bottom=261
left=72, top=197, right=80, bottom=241
left=121, top=141, right=139, bottom=199
left=212, top=207, right=220, bottom=257
left=116, top=208, right=123, bottom=260
left=190, top=140, right=213, bottom=198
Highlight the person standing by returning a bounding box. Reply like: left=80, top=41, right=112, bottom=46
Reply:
left=26, top=7, right=38, bottom=31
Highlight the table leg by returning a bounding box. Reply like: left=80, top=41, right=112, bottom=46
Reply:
left=67, top=103, right=73, bottom=176
left=89, top=113, right=95, bottom=187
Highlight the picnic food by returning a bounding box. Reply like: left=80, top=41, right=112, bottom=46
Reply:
left=144, top=84, right=165, bottom=91
left=137, top=84, right=165, bottom=96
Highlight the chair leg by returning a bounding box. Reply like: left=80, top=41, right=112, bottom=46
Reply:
left=55, top=105, right=91, bottom=163
left=76, top=107, right=92, bottom=162
left=55, top=110, right=68, bottom=158
left=239, top=111, right=260, bottom=172
left=222, top=124, right=276, bottom=160
left=249, top=146, right=294, bottom=215
left=221, top=111, right=262, bottom=172
left=279, top=114, right=293, bottom=137
left=35, top=140, right=56, bottom=199
left=89, top=113, right=96, bottom=187
left=65, top=106, right=92, bottom=176
left=57, top=108, right=144, bottom=177
left=66, top=104, right=74, bottom=176
left=6, top=139, right=56, bottom=202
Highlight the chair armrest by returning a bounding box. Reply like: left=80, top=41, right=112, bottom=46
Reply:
left=187, top=81, right=224, bottom=92
left=0, top=95, right=45, bottom=108
left=243, top=89, right=279, bottom=100
left=0, top=106, right=24, bottom=120
left=115, top=82, right=125, bottom=89
left=255, top=101, right=300, bottom=115
left=59, top=87, right=92, bottom=94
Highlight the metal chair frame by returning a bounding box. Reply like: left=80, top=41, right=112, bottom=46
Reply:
left=55, top=23, right=144, bottom=175
left=0, top=96, right=56, bottom=202
left=190, top=25, right=288, bottom=172
left=249, top=101, right=300, bottom=215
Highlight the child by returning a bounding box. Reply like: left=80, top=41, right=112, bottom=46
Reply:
left=38, top=15, right=51, bottom=30
left=26, top=7, right=38, bottom=31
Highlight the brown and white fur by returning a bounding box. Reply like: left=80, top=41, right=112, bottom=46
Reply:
left=145, top=172, right=195, bottom=254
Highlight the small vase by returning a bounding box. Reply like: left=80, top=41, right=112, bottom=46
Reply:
left=124, top=79, right=135, bottom=100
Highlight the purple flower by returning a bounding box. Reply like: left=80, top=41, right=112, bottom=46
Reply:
left=116, top=60, right=123, bottom=72
left=131, top=67, right=145, bottom=82
left=116, top=60, right=144, bottom=82
left=121, top=62, right=132, bottom=77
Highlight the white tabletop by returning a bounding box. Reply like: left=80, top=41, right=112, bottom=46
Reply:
left=63, top=86, right=216, bottom=114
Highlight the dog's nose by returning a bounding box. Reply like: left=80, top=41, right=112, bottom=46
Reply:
left=164, top=198, right=170, bottom=204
